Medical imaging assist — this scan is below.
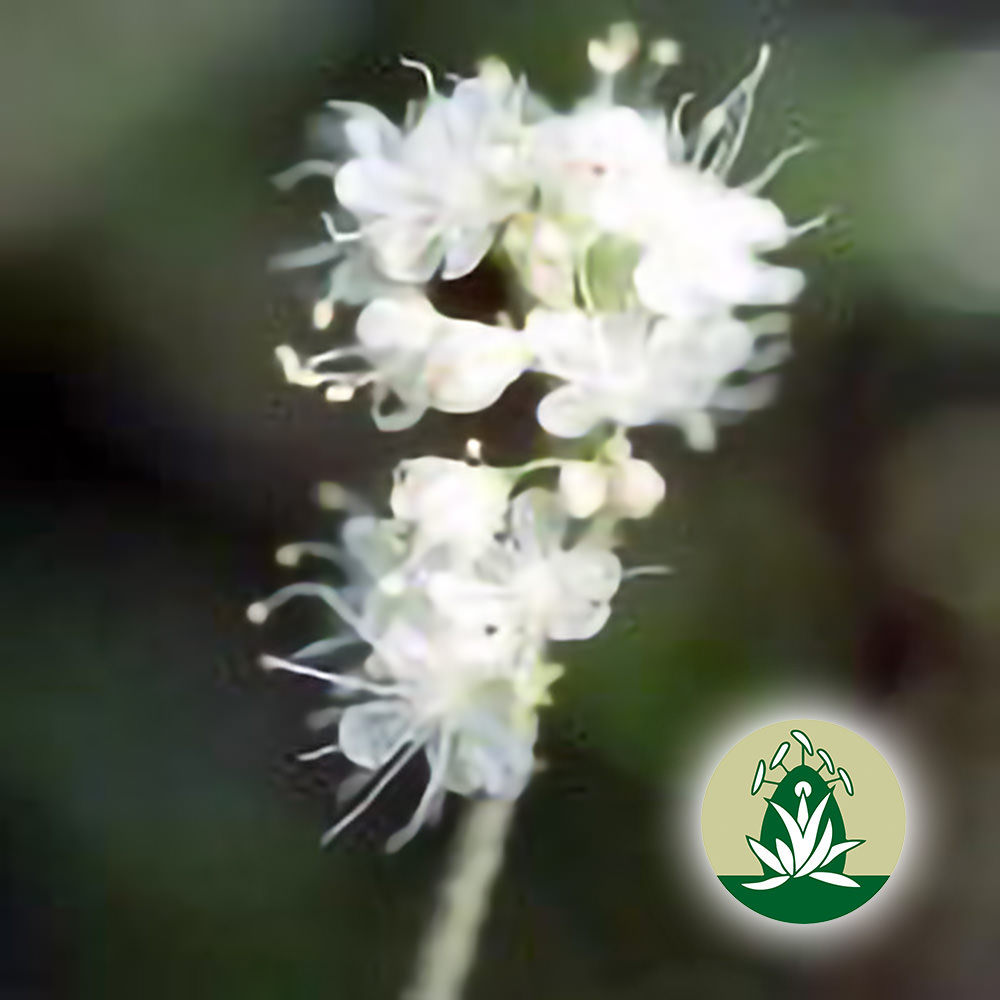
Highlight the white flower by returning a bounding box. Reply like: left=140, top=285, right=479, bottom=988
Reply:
left=528, top=40, right=808, bottom=320
left=334, top=61, right=537, bottom=283
left=390, top=456, right=515, bottom=560
left=252, top=531, right=562, bottom=850
left=431, top=488, right=623, bottom=642
left=631, top=168, right=803, bottom=319
left=531, top=105, right=668, bottom=226
left=557, top=433, right=665, bottom=519
left=276, top=294, right=530, bottom=430
left=526, top=307, right=762, bottom=448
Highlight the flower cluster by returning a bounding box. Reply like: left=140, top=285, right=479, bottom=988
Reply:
left=256, top=24, right=815, bottom=848
left=273, top=24, right=816, bottom=445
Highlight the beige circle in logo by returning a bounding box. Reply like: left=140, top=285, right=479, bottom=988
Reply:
left=702, top=718, right=905, bottom=924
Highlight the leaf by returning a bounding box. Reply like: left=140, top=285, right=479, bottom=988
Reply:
left=809, top=872, right=861, bottom=888
left=821, top=839, right=864, bottom=867
left=741, top=875, right=789, bottom=891
left=797, top=819, right=834, bottom=878
left=799, top=792, right=832, bottom=868
left=746, top=835, right=786, bottom=875
left=817, top=748, right=835, bottom=774
left=771, top=793, right=831, bottom=871
left=770, top=742, right=790, bottom=769
left=768, top=799, right=808, bottom=867
left=751, top=759, right=766, bottom=794
left=775, top=837, right=795, bottom=876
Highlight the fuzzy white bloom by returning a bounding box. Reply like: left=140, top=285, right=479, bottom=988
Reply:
left=334, top=60, right=537, bottom=283
left=630, top=167, right=804, bottom=319
left=527, top=307, right=770, bottom=448
left=276, top=294, right=530, bottom=430
left=251, top=452, right=635, bottom=848
left=531, top=105, right=668, bottom=225
left=390, top=456, right=516, bottom=560
left=528, top=41, right=811, bottom=319
left=427, top=488, right=624, bottom=642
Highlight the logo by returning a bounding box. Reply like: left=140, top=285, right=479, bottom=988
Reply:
left=701, top=719, right=905, bottom=924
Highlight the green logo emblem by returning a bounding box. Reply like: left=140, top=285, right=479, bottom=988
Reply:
left=701, top=719, right=905, bottom=924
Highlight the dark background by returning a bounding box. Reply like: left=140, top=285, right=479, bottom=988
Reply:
left=2, top=0, right=1000, bottom=996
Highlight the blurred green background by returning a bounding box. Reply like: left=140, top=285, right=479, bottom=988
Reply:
left=3, top=0, right=1000, bottom=996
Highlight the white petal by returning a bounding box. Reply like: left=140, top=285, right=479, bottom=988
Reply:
left=558, top=461, right=609, bottom=519
left=537, top=384, right=603, bottom=438
left=338, top=700, right=415, bottom=770
left=391, top=458, right=511, bottom=554
left=740, top=262, right=805, bottom=307
left=444, top=695, right=537, bottom=798
left=325, top=101, right=402, bottom=158
left=553, top=548, right=623, bottom=603
left=546, top=598, right=612, bottom=642
left=441, top=227, right=498, bottom=280
left=355, top=296, right=438, bottom=354
left=711, top=187, right=790, bottom=250
left=524, top=308, right=593, bottom=375
left=424, top=322, right=529, bottom=413
left=610, top=459, right=665, bottom=518
left=633, top=251, right=708, bottom=318
left=365, top=217, right=444, bottom=284
left=545, top=549, right=622, bottom=640
left=335, top=157, right=414, bottom=217
left=508, top=488, right=569, bottom=555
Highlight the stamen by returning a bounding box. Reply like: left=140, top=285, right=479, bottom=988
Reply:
left=787, top=212, right=830, bottom=240
left=256, top=581, right=413, bottom=678
left=248, top=580, right=345, bottom=623
left=587, top=22, right=639, bottom=76
left=337, top=767, right=376, bottom=805
left=742, top=140, right=814, bottom=195
left=297, top=744, right=340, bottom=762
left=276, top=542, right=345, bottom=567
left=261, top=654, right=404, bottom=696
left=275, top=345, right=326, bottom=387
left=293, top=635, right=366, bottom=660
left=694, top=43, right=771, bottom=178
left=649, top=39, right=681, bottom=67
left=313, top=298, right=336, bottom=331
left=621, top=565, right=673, bottom=580
left=275, top=346, right=368, bottom=391
left=465, top=438, right=483, bottom=463
left=321, top=739, right=425, bottom=846
left=272, top=160, right=338, bottom=191
left=385, top=728, right=452, bottom=853
left=325, top=385, right=357, bottom=402
left=269, top=242, right=344, bottom=272
left=313, top=481, right=370, bottom=515
left=667, top=93, right=695, bottom=161
left=400, top=57, right=438, bottom=98
left=319, top=212, right=361, bottom=244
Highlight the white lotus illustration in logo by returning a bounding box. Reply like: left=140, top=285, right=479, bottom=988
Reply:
left=743, top=782, right=863, bottom=890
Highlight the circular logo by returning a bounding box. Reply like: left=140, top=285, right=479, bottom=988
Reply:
left=701, top=719, right=905, bottom=924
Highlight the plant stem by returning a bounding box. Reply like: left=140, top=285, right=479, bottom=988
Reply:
left=403, top=797, right=516, bottom=1000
